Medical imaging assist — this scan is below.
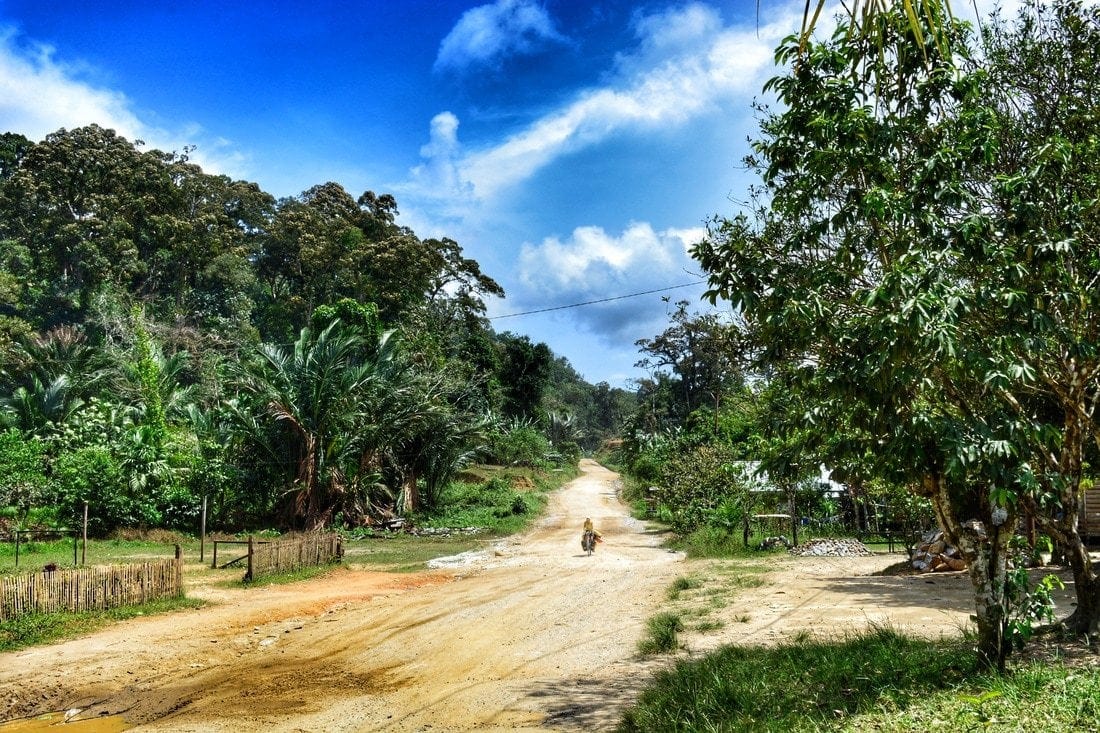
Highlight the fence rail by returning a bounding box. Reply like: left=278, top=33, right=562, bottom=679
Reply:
left=0, top=547, right=183, bottom=621
left=247, top=533, right=342, bottom=581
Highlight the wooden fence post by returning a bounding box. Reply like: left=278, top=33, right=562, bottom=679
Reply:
left=246, top=535, right=254, bottom=582
left=82, top=502, right=88, bottom=565
left=200, top=496, right=207, bottom=563
left=175, top=544, right=183, bottom=597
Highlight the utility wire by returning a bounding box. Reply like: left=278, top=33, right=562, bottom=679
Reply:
left=489, top=281, right=705, bottom=320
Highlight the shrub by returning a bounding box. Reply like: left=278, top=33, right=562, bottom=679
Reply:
left=52, top=447, right=133, bottom=535
left=656, top=443, right=750, bottom=534
left=637, top=612, right=684, bottom=655
left=485, top=425, right=552, bottom=467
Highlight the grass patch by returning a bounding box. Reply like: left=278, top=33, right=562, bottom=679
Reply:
left=667, top=575, right=703, bottom=601
left=241, top=563, right=341, bottom=587
left=620, top=627, right=980, bottom=732
left=638, top=612, right=684, bottom=656
left=412, top=467, right=566, bottom=535
left=343, top=535, right=486, bottom=572
left=655, top=559, right=771, bottom=639
left=0, top=596, right=204, bottom=653
left=670, top=526, right=792, bottom=559
left=617, top=628, right=1100, bottom=732
left=1, top=537, right=197, bottom=576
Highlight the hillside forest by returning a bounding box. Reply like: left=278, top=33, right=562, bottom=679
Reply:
left=0, top=123, right=639, bottom=535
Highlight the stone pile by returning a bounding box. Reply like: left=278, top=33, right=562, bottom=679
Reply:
left=911, top=529, right=966, bottom=572
left=788, top=538, right=874, bottom=557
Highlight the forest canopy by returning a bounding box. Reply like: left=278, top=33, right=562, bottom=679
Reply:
left=0, top=125, right=633, bottom=533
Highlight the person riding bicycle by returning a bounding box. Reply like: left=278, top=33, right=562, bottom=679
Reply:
left=582, top=517, right=603, bottom=553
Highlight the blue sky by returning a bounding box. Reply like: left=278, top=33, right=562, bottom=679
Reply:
left=0, top=0, right=808, bottom=387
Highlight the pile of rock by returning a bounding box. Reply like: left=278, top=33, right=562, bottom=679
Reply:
left=911, top=529, right=966, bottom=572
left=788, top=538, right=874, bottom=557
left=410, top=526, right=485, bottom=537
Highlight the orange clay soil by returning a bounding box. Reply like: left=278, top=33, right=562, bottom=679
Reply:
left=1, top=459, right=1076, bottom=732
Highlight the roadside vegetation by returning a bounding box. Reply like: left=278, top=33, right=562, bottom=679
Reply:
left=620, top=627, right=1100, bottom=732
left=611, top=1, right=1100, bottom=730
left=0, top=596, right=204, bottom=653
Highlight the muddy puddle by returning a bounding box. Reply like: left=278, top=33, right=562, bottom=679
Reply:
left=0, top=712, right=129, bottom=732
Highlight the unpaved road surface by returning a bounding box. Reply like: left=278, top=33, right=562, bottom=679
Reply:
left=3, top=460, right=1068, bottom=731
left=1, top=461, right=686, bottom=731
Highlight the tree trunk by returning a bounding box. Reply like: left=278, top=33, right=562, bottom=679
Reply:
left=1042, top=400, right=1100, bottom=635
left=401, top=470, right=419, bottom=515
left=922, top=473, right=1013, bottom=670
left=1061, top=536, right=1100, bottom=636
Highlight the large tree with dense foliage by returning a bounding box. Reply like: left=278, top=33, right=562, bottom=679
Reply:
left=0, top=122, right=609, bottom=537
left=694, top=6, right=1033, bottom=667
left=970, top=0, right=1100, bottom=636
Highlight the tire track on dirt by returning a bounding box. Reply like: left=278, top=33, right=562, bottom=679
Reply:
left=2, top=461, right=685, bottom=732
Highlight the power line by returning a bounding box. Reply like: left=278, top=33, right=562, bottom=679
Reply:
left=489, top=281, right=705, bottom=320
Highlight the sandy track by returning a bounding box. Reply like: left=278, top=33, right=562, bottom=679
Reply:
left=4, top=460, right=1078, bottom=731
left=1, top=460, right=686, bottom=732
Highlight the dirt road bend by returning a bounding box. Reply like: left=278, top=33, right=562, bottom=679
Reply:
left=1, top=460, right=687, bottom=732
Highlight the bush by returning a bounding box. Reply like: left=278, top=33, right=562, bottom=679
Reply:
left=637, top=612, right=684, bottom=655
left=656, top=443, right=751, bottom=534
left=0, top=429, right=48, bottom=524
left=52, top=447, right=133, bottom=535
left=484, top=426, right=552, bottom=467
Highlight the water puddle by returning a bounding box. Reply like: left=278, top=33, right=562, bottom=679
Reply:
left=0, top=712, right=129, bottom=732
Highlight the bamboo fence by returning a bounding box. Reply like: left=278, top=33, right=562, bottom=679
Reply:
left=1, top=547, right=183, bottom=621
left=246, top=533, right=342, bottom=581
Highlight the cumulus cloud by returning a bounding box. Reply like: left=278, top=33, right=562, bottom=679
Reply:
left=511, top=222, right=707, bottom=339
left=415, top=2, right=792, bottom=204
left=0, top=26, right=247, bottom=177
left=410, top=111, right=472, bottom=197
left=434, top=0, right=566, bottom=73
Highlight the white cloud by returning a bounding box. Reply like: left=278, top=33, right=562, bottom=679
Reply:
left=0, top=26, right=247, bottom=178
left=410, top=111, right=472, bottom=198
left=519, top=222, right=700, bottom=290
left=509, top=222, right=706, bottom=339
left=434, top=0, right=566, bottom=72
left=415, top=2, right=792, bottom=204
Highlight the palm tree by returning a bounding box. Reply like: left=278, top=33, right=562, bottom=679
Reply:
left=0, top=374, right=84, bottom=434
left=233, top=320, right=386, bottom=528
left=798, top=0, right=955, bottom=64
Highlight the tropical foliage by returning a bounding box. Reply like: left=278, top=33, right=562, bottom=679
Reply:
left=0, top=124, right=635, bottom=536
left=687, top=0, right=1100, bottom=667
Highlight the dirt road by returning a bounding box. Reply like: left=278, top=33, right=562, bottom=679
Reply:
left=4, top=460, right=1069, bottom=731
left=1, top=461, right=687, bottom=731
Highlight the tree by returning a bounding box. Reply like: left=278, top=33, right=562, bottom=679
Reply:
left=635, top=301, right=743, bottom=421
left=693, top=10, right=1025, bottom=668
left=495, top=332, right=552, bottom=420
left=0, top=428, right=47, bottom=525
left=232, top=321, right=384, bottom=529
left=969, top=0, right=1100, bottom=636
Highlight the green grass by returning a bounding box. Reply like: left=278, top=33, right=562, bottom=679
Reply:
left=409, top=465, right=574, bottom=535
left=618, top=627, right=1100, bottom=732
left=638, top=612, right=685, bottom=656
left=667, top=575, right=703, bottom=601
left=653, top=559, right=771, bottom=641
left=0, top=536, right=195, bottom=575
left=343, top=535, right=487, bottom=572
left=241, top=563, right=342, bottom=586
left=670, top=526, right=793, bottom=559
left=341, top=465, right=577, bottom=572
left=0, top=596, right=204, bottom=653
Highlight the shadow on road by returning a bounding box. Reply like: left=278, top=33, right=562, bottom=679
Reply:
left=527, top=671, right=659, bottom=731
